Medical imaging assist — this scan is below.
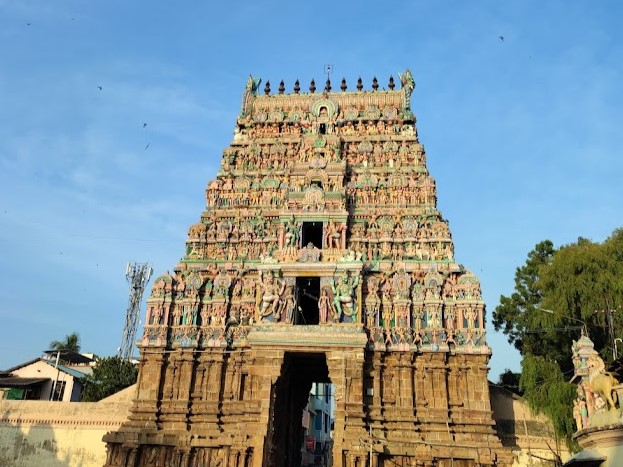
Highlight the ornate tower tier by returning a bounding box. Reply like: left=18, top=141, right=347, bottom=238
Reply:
left=104, top=72, right=512, bottom=467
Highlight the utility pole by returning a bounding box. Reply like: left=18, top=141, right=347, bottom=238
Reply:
left=118, top=262, right=152, bottom=360
left=595, top=300, right=619, bottom=360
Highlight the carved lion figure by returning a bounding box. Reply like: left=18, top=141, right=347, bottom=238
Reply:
left=588, top=356, right=619, bottom=411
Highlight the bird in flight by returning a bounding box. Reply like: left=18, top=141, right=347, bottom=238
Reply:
left=499, top=35, right=504, bottom=42
left=145, top=143, right=150, bottom=151
left=143, top=123, right=147, bottom=128
left=97, top=85, right=103, bottom=90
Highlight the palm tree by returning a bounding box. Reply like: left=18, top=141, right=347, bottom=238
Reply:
left=49, top=331, right=81, bottom=352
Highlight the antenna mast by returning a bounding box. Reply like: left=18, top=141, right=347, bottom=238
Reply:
left=119, top=262, right=153, bottom=360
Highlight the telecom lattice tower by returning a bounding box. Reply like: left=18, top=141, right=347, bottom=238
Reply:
left=118, top=262, right=153, bottom=360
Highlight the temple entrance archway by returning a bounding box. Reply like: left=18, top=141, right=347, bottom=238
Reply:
left=265, top=352, right=331, bottom=467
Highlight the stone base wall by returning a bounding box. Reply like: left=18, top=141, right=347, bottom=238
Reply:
left=490, top=385, right=570, bottom=466
left=0, top=399, right=131, bottom=467
left=104, top=345, right=514, bottom=467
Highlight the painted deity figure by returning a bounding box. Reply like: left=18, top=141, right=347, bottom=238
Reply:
left=212, top=271, right=231, bottom=300
left=445, top=306, right=456, bottom=329
left=318, top=287, right=335, bottom=323
left=283, top=216, right=300, bottom=248
left=381, top=280, right=393, bottom=328
left=332, top=272, right=359, bottom=321
left=325, top=220, right=344, bottom=250
left=257, top=271, right=285, bottom=321
left=364, top=276, right=381, bottom=327
left=464, top=306, right=477, bottom=329
left=428, top=306, right=441, bottom=329
left=279, top=284, right=297, bottom=323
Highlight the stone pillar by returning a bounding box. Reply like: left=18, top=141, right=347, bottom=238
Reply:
left=160, top=349, right=195, bottom=430
left=126, top=446, right=138, bottom=467
left=328, top=349, right=367, bottom=467
left=357, top=278, right=363, bottom=324
left=188, top=350, right=225, bottom=436
left=249, top=348, right=285, bottom=467
left=127, top=348, right=164, bottom=430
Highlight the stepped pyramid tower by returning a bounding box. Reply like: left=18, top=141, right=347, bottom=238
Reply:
left=104, top=71, right=512, bottom=467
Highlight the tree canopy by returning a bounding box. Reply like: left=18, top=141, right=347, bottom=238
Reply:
left=81, top=356, right=138, bottom=402
left=492, top=228, right=623, bottom=446
left=49, top=331, right=81, bottom=352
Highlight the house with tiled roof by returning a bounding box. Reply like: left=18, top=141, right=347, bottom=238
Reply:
left=0, top=352, right=94, bottom=402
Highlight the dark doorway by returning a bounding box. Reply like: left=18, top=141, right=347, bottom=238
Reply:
left=264, top=353, right=331, bottom=467
left=296, top=277, right=320, bottom=325
left=301, top=221, right=323, bottom=249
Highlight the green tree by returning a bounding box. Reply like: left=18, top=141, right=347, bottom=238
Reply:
left=520, top=354, right=578, bottom=455
left=492, top=229, right=623, bottom=447
left=81, top=356, right=138, bottom=402
left=496, top=369, right=523, bottom=396
left=492, top=240, right=555, bottom=356
left=49, top=331, right=81, bottom=352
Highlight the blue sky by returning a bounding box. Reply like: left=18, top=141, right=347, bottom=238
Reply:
left=1, top=1, right=621, bottom=380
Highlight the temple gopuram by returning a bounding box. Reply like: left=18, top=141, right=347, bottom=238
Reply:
left=104, top=71, right=513, bottom=467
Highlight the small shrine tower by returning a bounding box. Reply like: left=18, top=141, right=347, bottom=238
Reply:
left=104, top=71, right=512, bottom=467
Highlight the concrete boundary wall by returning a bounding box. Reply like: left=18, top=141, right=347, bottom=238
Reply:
left=0, top=399, right=131, bottom=466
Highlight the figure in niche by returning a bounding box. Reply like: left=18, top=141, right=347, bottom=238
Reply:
left=257, top=271, right=285, bottom=321
left=211, top=303, right=228, bottom=326
left=464, top=306, right=477, bottom=329
left=443, top=305, right=455, bottom=329
left=183, top=306, right=195, bottom=326
left=283, top=215, right=300, bottom=248
left=413, top=306, right=425, bottom=331
left=381, top=278, right=393, bottom=328
left=172, top=306, right=183, bottom=326
left=212, top=271, right=231, bottom=300
left=149, top=304, right=164, bottom=325
left=325, top=220, right=344, bottom=250
left=278, top=284, right=297, bottom=323
left=364, top=276, right=381, bottom=327
left=318, top=286, right=336, bottom=323
left=428, top=307, right=441, bottom=329
left=332, top=272, right=359, bottom=322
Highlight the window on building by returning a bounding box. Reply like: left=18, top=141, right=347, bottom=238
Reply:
left=315, top=412, right=323, bottom=430
left=52, top=381, right=66, bottom=401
